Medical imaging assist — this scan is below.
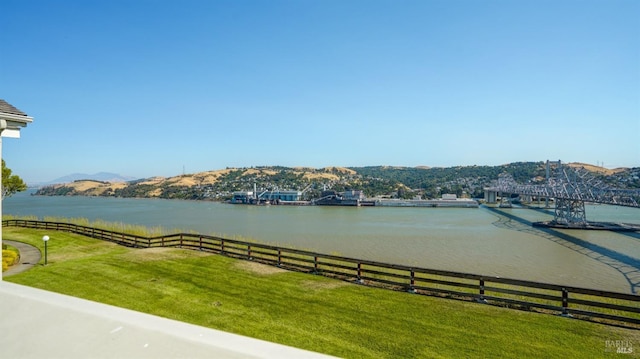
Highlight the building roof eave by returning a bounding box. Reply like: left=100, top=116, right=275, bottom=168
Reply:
left=0, top=111, right=34, bottom=128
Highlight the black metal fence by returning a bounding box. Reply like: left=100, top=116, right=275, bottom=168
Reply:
left=4, top=219, right=639, bottom=327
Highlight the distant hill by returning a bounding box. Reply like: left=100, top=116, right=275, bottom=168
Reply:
left=33, top=162, right=640, bottom=201
left=33, top=172, right=138, bottom=186
left=566, top=162, right=628, bottom=176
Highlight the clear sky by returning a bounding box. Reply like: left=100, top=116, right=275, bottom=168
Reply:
left=1, top=0, right=639, bottom=184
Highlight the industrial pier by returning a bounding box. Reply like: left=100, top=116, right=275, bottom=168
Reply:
left=231, top=189, right=478, bottom=208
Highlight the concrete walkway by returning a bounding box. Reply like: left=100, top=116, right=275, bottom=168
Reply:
left=1, top=241, right=336, bottom=358
left=3, top=240, right=41, bottom=276
left=0, top=282, right=336, bottom=358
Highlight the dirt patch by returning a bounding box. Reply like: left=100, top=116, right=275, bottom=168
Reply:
left=234, top=260, right=288, bottom=275
left=120, top=247, right=210, bottom=262
left=46, top=241, right=117, bottom=262
left=300, top=279, right=350, bottom=290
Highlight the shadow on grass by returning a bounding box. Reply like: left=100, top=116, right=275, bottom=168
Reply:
left=485, top=206, right=640, bottom=294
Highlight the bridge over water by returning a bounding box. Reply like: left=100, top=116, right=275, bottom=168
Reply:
left=484, top=160, right=640, bottom=230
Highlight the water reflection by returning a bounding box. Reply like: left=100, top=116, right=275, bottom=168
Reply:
left=487, top=206, right=640, bottom=294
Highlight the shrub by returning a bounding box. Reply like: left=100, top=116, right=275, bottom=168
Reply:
left=2, top=249, right=19, bottom=271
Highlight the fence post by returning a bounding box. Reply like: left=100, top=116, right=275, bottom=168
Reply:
left=221, top=239, right=225, bottom=254
left=561, top=288, right=572, bottom=317
left=248, top=245, right=252, bottom=260
left=408, top=269, right=417, bottom=293
left=314, top=256, right=318, bottom=274
left=476, top=278, right=488, bottom=303
left=199, top=236, right=203, bottom=251
left=356, top=262, right=363, bottom=284
left=277, top=249, right=281, bottom=267
left=180, top=234, right=183, bottom=248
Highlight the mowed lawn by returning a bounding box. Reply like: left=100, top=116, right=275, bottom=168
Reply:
left=4, top=227, right=638, bottom=358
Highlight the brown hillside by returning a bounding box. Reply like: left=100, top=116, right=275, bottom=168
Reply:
left=65, top=180, right=127, bottom=195
left=567, top=162, right=627, bottom=176
left=322, top=166, right=357, bottom=175
left=140, top=167, right=348, bottom=188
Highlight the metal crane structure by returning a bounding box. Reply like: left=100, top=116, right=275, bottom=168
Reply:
left=485, top=160, right=640, bottom=229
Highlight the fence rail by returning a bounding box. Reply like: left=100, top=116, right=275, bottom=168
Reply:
left=4, top=219, right=639, bottom=327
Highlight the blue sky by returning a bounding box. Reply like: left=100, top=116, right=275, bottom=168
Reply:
left=1, top=0, right=638, bottom=184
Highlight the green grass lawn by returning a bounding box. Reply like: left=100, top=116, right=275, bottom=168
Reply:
left=4, top=227, right=639, bottom=358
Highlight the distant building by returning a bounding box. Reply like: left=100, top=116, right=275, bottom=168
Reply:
left=231, top=191, right=254, bottom=204
left=376, top=194, right=478, bottom=208
left=230, top=190, right=302, bottom=204
left=260, top=190, right=302, bottom=202
left=342, top=190, right=365, bottom=200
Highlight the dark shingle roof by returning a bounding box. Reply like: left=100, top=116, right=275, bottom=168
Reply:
left=0, top=99, right=28, bottom=116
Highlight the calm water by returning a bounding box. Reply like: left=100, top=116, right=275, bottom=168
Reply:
left=4, top=190, right=640, bottom=293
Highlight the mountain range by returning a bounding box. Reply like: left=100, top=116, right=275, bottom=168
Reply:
left=33, top=162, right=640, bottom=201
left=31, top=172, right=137, bottom=187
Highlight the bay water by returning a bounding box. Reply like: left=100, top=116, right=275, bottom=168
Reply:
left=4, top=190, right=640, bottom=294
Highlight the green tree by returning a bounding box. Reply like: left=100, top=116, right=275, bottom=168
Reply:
left=2, top=160, right=27, bottom=199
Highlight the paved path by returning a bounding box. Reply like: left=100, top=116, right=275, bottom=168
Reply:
left=1, top=281, right=336, bottom=358
left=1, top=242, right=336, bottom=358
left=3, top=240, right=41, bottom=276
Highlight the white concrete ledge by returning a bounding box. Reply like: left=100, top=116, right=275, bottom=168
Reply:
left=0, top=282, right=336, bottom=359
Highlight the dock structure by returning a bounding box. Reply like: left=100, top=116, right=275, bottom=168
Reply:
left=532, top=221, right=640, bottom=232
left=375, top=198, right=478, bottom=208
left=232, top=188, right=478, bottom=208
left=230, top=189, right=304, bottom=205
left=312, top=190, right=375, bottom=206
left=313, top=192, right=478, bottom=208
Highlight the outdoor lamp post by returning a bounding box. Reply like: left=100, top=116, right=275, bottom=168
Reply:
left=0, top=100, right=33, bottom=280
left=42, top=235, right=49, bottom=265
